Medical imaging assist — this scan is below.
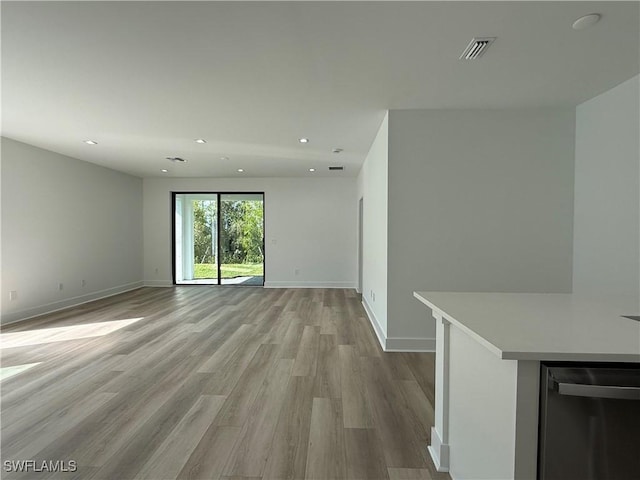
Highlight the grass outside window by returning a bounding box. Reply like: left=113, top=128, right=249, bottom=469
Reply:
left=194, top=263, right=263, bottom=279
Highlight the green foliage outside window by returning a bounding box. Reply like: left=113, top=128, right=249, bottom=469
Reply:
left=192, top=199, right=263, bottom=266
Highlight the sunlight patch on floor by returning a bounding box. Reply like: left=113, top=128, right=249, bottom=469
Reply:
left=0, top=318, right=143, bottom=349
left=0, top=362, right=42, bottom=381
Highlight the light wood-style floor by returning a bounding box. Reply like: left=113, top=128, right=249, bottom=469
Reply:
left=1, top=287, right=449, bottom=480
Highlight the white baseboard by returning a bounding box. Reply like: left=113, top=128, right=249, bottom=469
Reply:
left=361, top=298, right=435, bottom=352
left=1, top=281, right=144, bottom=325
left=143, top=280, right=174, bottom=287
left=362, top=297, right=387, bottom=350
left=263, top=281, right=356, bottom=289
left=428, top=426, right=450, bottom=472
left=144, top=281, right=357, bottom=289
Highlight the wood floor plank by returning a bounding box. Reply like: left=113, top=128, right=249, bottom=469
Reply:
left=306, top=300, right=324, bottom=327
left=263, top=310, right=295, bottom=345
left=318, top=306, right=337, bottom=335
left=213, top=344, right=279, bottom=426
left=313, top=334, right=341, bottom=398
left=197, top=324, right=257, bottom=373
left=262, top=376, right=314, bottom=480
left=277, top=316, right=305, bottom=359
left=90, top=371, right=215, bottom=479
left=134, top=394, right=227, bottom=480
left=202, top=328, right=266, bottom=395
left=178, top=426, right=242, bottom=480
left=223, top=359, right=293, bottom=477
left=339, top=345, right=374, bottom=428
left=220, top=477, right=262, bottom=480
left=2, top=391, right=117, bottom=460
left=401, top=353, right=437, bottom=407
left=388, top=467, right=433, bottom=480
left=383, top=353, right=418, bottom=381
left=361, top=356, right=429, bottom=469
left=344, top=428, right=390, bottom=480
left=253, top=305, right=284, bottom=334
left=1, top=362, right=122, bottom=432
left=334, top=306, right=356, bottom=345
left=398, top=380, right=435, bottom=445
left=2, top=343, right=129, bottom=413
left=291, top=325, right=320, bottom=377
left=304, top=397, right=347, bottom=480
left=65, top=355, right=207, bottom=468
left=352, top=312, right=382, bottom=358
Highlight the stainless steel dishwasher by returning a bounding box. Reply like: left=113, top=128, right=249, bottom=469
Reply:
left=538, top=363, right=640, bottom=480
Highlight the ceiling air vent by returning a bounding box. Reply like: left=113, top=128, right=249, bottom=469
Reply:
left=166, top=157, right=187, bottom=163
left=459, top=37, right=496, bottom=60
left=328, top=166, right=345, bottom=171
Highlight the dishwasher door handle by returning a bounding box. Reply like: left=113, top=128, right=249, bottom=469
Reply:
left=554, top=381, right=640, bottom=400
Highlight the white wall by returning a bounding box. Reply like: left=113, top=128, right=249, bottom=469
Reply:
left=387, top=109, right=576, bottom=343
left=573, top=75, right=640, bottom=299
left=356, top=113, right=389, bottom=341
left=1, top=138, right=143, bottom=324
left=143, top=177, right=357, bottom=288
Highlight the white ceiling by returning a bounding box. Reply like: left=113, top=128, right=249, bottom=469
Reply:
left=2, top=1, right=638, bottom=178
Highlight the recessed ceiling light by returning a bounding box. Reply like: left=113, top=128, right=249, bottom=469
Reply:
left=237, top=168, right=244, bottom=173
left=83, top=140, right=98, bottom=145
left=161, top=169, right=168, bottom=173
left=299, top=138, right=309, bottom=144
left=194, top=139, right=207, bottom=144
left=572, top=13, right=601, bottom=30
left=309, top=168, right=316, bottom=172
left=220, top=156, right=229, bottom=161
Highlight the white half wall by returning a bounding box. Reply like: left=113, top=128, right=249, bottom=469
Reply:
left=388, top=109, right=576, bottom=341
left=573, top=75, right=640, bottom=299
left=143, top=177, right=357, bottom=288
left=357, top=112, right=389, bottom=341
left=1, top=138, right=143, bottom=324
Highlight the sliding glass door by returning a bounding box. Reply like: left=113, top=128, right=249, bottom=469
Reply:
left=173, top=192, right=264, bottom=286
left=220, top=194, right=264, bottom=285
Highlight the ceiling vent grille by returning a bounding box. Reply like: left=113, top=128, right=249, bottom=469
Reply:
left=459, top=37, right=496, bottom=60
left=328, top=166, right=344, bottom=171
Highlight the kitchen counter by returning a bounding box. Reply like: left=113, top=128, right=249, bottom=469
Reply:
left=413, top=292, right=640, bottom=362
left=413, top=292, right=640, bottom=480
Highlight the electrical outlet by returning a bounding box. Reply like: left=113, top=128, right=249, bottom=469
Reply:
left=9, top=291, right=17, bottom=301
left=81, top=279, right=86, bottom=287
left=371, top=290, right=376, bottom=302
left=58, top=283, right=64, bottom=291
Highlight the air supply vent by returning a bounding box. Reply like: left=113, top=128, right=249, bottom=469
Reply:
left=166, top=157, right=187, bottom=163
left=459, top=37, right=496, bottom=60
left=328, top=166, right=344, bottom=171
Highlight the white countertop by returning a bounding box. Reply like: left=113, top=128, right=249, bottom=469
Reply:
left=414, top=292, right=640, bottom=362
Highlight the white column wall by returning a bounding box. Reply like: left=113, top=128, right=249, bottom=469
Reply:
left=389, top=109, right=576, bottom=345
left=573, top=75, right=640, bottom=300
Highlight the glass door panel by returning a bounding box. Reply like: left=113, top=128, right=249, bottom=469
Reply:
left=220, top=193, right=264, bottom=286
left=174, top=193, right=219, bottom=284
